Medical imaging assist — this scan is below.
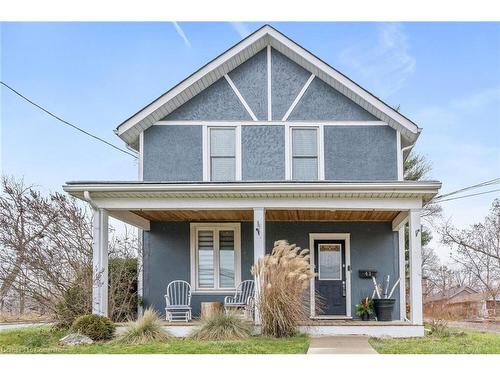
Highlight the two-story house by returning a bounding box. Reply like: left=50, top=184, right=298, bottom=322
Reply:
left=64, top=25, right=441, bottom=337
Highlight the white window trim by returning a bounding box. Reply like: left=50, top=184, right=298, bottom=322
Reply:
left=190, top=222, right=241, bottom=292
left=286, top=125, right=324, bottom=181
left=309, top=233, right=352, bottom=319
left=204, top=126, right=242, bottom=182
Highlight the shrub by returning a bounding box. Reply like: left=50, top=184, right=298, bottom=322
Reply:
left=55, top=257, right=138, bottom=328
left=252, top=240, right=314, bottom=337
left=109, top=258, right=138, bottom=322
left=55, top=279, right=92, bottom=328
left=71, top=314, right=115, bottom=341
left=117, top=308, right=170, bottom=344
left=190, top=312, right=251, bottom=340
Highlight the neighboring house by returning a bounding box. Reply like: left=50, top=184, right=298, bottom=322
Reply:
left=64, top=25, right=441, bottom=337
left=424, top=286, right=500, bottom=320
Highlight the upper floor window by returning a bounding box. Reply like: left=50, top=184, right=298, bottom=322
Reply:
left=210, top=127, right=236, bottom=181
left=291, top=127, right=318, bottom=180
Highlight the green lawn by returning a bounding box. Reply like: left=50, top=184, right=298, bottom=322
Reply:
left=0, top=326, right=309, bottom=354
left=370, top=327, right=500, bottom=354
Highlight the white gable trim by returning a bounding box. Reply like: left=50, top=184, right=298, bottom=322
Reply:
left=282, top=73, right=315, bottom=121
left=267, top=45, right=272, bottom=121
left=115, top=25, right=420, bottom=150
left=224, top=75, right=258, bottom=121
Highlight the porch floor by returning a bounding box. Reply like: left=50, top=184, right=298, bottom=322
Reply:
left=151, top=319, right=412, bottom=326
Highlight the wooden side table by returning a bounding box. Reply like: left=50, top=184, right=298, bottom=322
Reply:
left=200, top=301, right=223, bottom=319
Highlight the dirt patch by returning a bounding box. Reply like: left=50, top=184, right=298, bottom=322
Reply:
left=447, top=321, right=500, bottom=334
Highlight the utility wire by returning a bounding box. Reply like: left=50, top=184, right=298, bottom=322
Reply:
left=1, top=81, right=138, bottom=158
left=433, top=178, right=500, bottom=201
left=434, top=188, right=500, bottom=203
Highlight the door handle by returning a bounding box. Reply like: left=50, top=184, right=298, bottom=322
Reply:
left=342, top=281, right=346, bottom=297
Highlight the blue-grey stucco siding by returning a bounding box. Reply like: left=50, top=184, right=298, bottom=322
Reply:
left=242, top=125, right=285, bottom=180
left=142, top=221, right=400, bottom=319
left=265, top=221, right=400, bottom=319
left=288, top=77, right=377, bottom=121
left=228, top=49, right=268, bottom=121
left=324, top=125, right=398, bottom=180
left=271, top=49, right=311, bottom=120
left=143, top=125, right=202, bottom=181
left=162, top=78, right=251, bottom=121
left=143, top=222, right=254, bottom=317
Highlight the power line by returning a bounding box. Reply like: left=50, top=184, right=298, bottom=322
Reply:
left=1, top=81, right=138, bottom=158
left=433, top=178, right=500, bottom=201
left=434, top=188, right=500, bottom=203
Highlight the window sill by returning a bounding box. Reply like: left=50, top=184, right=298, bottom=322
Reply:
left=192, top=290, right=236, bottom=295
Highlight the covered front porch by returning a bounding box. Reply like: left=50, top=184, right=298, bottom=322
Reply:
left=63, top=181, right=441, bottom=337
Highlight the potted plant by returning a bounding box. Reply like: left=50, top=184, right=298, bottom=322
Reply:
left=355, top=297, right=374, bottom=321
left=371, top=275, right=400, bottom=321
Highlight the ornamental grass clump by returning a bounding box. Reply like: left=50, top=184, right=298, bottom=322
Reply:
left=117, top=308, right=170, bottom=344
left=190, top=312, right=251, bottom=341
left=252, top=240, right=315, bottom=338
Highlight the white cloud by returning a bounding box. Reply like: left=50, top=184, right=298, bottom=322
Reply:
left=172, top=22, right=191, bottom=48
left=230, top=22, right=251, bottom=38
left=339, top=23, right=416, bottom=98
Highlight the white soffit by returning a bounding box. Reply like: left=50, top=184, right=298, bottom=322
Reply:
left=115, top=25, right=420, bottom=150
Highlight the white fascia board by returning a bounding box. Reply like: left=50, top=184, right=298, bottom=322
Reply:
left=63, top=181, right=441, bottom=194
left=90, top=197, right=423, bottom=211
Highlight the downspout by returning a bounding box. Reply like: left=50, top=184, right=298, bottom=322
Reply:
left=83, top=191, right=97, bottom=210
left=401, top=143, right=415, bottom=154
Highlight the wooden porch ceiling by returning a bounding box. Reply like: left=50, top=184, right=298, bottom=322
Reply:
left=131, top=209, right=400, bottom=222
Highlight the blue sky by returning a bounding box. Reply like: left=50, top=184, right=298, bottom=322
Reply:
left=1, top=22, right=499, bottom=259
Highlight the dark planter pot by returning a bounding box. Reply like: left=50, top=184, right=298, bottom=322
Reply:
left=373, top=299, right=395, bottom=321
left=360, top=313, right=370, bottom=321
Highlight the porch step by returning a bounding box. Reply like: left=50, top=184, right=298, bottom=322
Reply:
left=307, top=336, right=377, bottom=354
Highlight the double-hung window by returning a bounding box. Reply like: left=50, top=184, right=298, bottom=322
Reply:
left=191, top=223, right=241, bottom=291
left=210, top=127, right=236, bottom=181
left=291, top=127, right=318, bottom=180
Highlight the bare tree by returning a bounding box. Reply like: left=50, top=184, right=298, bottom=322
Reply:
left=440, top=199, right=500, bottom=315
left=0, top=176, right=59, bottom=313
left=0, top=175, right=139, bottom=322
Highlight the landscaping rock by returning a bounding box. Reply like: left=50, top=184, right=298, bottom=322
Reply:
left=59, top=333, right=94, bottom=346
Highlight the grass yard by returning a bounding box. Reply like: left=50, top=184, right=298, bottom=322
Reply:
left=0, top=326, right=309, bottom=354
left=370, top=327, right=500, bottom=354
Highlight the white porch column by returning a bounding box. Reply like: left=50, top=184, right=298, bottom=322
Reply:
left=92, top=208, right=109, bottom=317
left=137, top=228, right=144, bottom=317
left=408, top=209, right=422, bottom=325
left=398, top=226, right=407, bottom=321
left=253, top=207, right=266, bottom=324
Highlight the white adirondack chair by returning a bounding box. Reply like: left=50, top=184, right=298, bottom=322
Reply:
left=165, top=280, right=192, bottom=322
left=224, top=280, right=255, bottom=319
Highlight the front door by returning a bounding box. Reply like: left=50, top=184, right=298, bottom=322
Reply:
left=314, top=239, right=346, bottom=316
